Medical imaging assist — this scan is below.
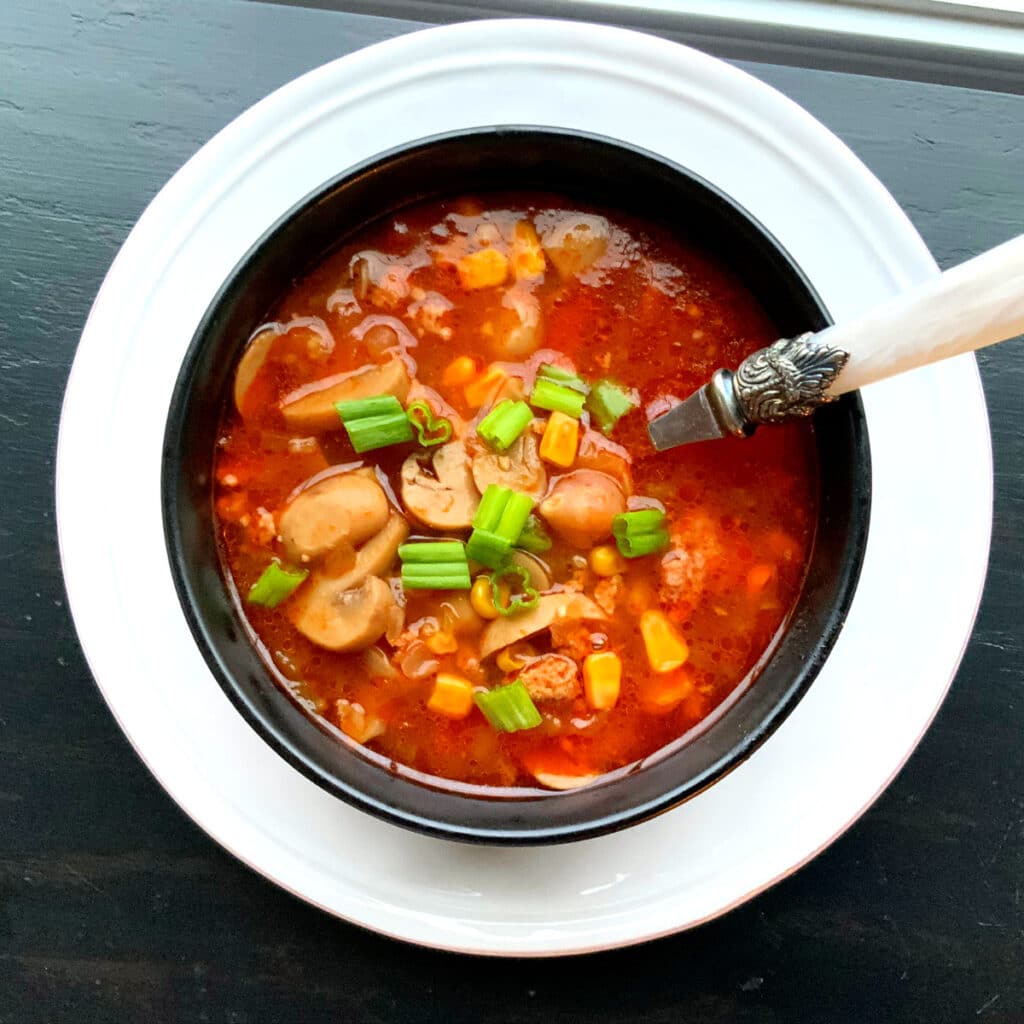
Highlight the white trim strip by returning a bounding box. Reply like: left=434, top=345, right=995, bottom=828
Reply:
left=562, top=0, right=1024, bottom=57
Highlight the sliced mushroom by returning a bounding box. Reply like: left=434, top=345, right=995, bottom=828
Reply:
left=280, top=357, right=411, bottom=432
left=278, top=473, right=389, bottom=562
left=480, top=592, right=606, bottom=659
left=234, top=328, right=277, bottom=413
left=400, top=440, right=480, bottom=530
left=324, top=513, right=409, bottom=592
left=291, top=574, right=396, bottom=652
left=532, top=771, right=600, bottom=791
left=541, top=215, right=610, bottom=278
left=471, top=433, right=546, bottom=501
left=539, top=470, right=626, bottom=548
left=508, top=549, right=552, bottom=592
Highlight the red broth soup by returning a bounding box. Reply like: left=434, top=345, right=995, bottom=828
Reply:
left=213, top=194, right=817, bottom=790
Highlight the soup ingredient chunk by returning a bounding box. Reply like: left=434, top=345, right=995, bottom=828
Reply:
left=279, top=472, right=389, bottom=561
left=639, top=609, right=689, bottom=673
left=247, top=561, right=309, bottom=609
left=427, top=673, right=476, bottom=720
left=322, top=513, right=410, bottom=591
left=401, top=440, right=480, bottom=529
left=234, top=327, right=278, bottom=413
left=471, top=432, right=547, bottom=500
left=539, top=470, right=626, bottom=548
left=281, top=357, right=411, bottom=432
left=583, top=651, right=622, bottom=710
left=480, top=592, right=606, bottom=659
left=518, top=654, right=580, bottom=702
left=474, top=679, right=542, bottom=732
left=493, top=286, right=543, bottom=357
left=336, top=699, right=387, bottom=743
left=541, top=214, right=609, bottom=277
left=457, top=248, right=510, bottom=290
left=291, top=573, right=398, bottom=652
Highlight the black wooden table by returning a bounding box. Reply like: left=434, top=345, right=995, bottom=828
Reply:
left=3, top=1, right=1022, bottom=1021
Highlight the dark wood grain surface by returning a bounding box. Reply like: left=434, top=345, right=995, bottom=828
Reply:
left=2, top=1, right=1021, bottom=1021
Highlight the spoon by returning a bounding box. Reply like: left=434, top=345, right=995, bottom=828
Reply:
left=647, top=233, right=1024, bottom=450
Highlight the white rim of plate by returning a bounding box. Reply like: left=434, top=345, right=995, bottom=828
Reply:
left=56, top=19, right=992, bottom=956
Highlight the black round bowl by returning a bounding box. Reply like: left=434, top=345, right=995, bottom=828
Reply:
left=163, top=128, right=870, bottom=844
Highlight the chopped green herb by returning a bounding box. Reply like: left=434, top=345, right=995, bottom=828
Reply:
left=466, top=485, right=535, bottom=568
left=516, top=514, right=552, bottom=554
left=489, top=563, right=540, bottom=617
left=406, top=400, right=453, bottom=448
left=538, top=363, right=589, bottom=393
left=586, top=379, right=638, bottom=434
left=247, top=562, right=309, bottom=608
left=399, top=540, right=471, bottom=590
left=477, top=399, right=533, bottom=451
left=474, top=679, right=543, bottom=732
left=529, top=377, right=586, bottom=419
left=612, top=508, right=671, bottom=558
left=334, top=393, right=414, bottom=453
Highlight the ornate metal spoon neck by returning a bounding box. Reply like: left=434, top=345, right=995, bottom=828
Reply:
left=647, top=331, right=851, bottom=451
left=704, top=368, right=754, bottom=437
left=733, top=331, right=850, bottom=425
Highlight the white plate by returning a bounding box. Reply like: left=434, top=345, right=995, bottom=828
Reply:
left=56, top=20, right=991, bottom=956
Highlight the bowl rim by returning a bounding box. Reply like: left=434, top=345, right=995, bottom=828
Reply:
left=161, top=124, right=870, bottom=844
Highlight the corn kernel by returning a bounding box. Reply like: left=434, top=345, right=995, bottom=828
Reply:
left=539, top=411, right=579, bottom=468
left=457, top=248, right=509, bottom=290
left=470, top=576, right=500, bottom=619
left=639, top=609, right=689, bottom=673
left=427, top=673, right=475, bottom=719
left=583, top=652, right=622, bottom=710
left=496, top=642, right=535, bottom=674
left=464, top=364, right=508, bottom=408
left=442, top=355, right=477, bottom=388
left=588, top=545, right=624, bottom=578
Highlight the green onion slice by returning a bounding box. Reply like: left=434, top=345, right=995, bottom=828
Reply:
left=247, top=562, right=309, bottom=608
left=495, top=491, right=534, bottom=542
left=473, top=484, right=509, bottom=531
left=466, top=485, right=536, bottom=568
left=401, top=570, right=472, bottom=590
left=616, top=528, right=670, bottom=558
left=516, top=514, right=552, bottom=554
left=612, top=509, right=671, bottom=559
left=477, top=399, right=533, bottom=451
left=334, top=395, right=404, bottom=421
left=529, top=377, right=586, bottom=419
left=344, top=413, right=414, bottom=453
left=466, top=528, right=510, bottom=570
left=406, top=400, right=453, bottom=448
left=335, top=393, right=414, bottom=453
left=398, top=541, right=467, bottom=562
left=399, top=540, right=471, bottom=590
left=474, top=679, right=543, bottom=732
left=538, top=363, right=589, bottom=393
left=586, top=379, right=638, bottom=434
left=489, top=563, right=540, bottom=617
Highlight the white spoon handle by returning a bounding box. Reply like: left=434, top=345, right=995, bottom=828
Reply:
left=821, top=233, right=1024, bottom=395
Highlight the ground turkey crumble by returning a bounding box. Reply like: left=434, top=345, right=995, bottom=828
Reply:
left=518, top=654, right=581, bottom=702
